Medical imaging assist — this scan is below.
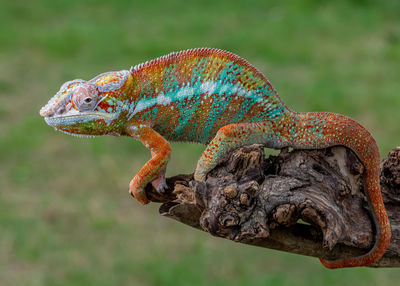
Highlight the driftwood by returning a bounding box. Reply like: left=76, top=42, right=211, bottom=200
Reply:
left=144, top=145, right=400, bottom=268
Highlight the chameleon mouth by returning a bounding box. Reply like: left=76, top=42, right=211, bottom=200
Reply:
left=44, top=112, right=117, bottom=127
left=54, top=128, right=99, bottom=138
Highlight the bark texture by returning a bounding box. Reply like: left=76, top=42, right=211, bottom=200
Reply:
left=145, top=145, right=400, bottom=267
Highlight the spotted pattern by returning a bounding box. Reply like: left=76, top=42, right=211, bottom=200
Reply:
left=129, top=48, right=286, bottom=143
left=40, top=48, right=390, bottom=269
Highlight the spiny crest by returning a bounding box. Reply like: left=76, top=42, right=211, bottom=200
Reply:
left=129, top=48, right=280, bottom=100
left=129, top=48, right=217, bottom=72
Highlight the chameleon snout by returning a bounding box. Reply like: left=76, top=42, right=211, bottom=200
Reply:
left=39, top=103, right=66, bottom=118
left=40, top=92, right=73, bottom=118
left=39, top=106, right=54, bottom=117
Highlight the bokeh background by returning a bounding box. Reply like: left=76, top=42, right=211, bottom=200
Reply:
left=1, top=0, right=400, bottom=285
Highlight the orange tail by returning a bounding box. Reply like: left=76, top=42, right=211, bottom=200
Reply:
left=289, top=112, right=391, bottom=268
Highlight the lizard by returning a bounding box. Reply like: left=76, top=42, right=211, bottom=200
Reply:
left=39, top=48, right=390, bottom=269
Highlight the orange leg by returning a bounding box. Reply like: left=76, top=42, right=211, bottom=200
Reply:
left=126, top=123, right=171, bottom=204
left=195, top=122, right=278, bottom=181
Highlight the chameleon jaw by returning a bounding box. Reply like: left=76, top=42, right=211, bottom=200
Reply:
left=43, top=111, right=118, bottom=127
left=54, top=128, right=99, bottom=138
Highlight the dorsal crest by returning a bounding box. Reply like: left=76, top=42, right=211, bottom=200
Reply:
left=129, top=48, right=279, bottom=100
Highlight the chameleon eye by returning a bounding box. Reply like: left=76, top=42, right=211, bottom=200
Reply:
left=73, top=84, right=99, bottom=111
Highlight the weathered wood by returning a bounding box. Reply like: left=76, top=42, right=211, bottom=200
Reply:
left=145, top=146, right=400, bottom=267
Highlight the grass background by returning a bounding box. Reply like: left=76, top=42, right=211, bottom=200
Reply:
left=1, top=0, right=399, bottom=285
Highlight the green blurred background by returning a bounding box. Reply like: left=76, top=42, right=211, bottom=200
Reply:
left=1, top=0, right=399, bottom=285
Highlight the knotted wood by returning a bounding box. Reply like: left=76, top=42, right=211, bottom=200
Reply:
left=145, top=146, right=400, bottom=267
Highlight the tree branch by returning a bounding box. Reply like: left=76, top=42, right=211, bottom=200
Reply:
left=145, top=145, right=400, bottom=267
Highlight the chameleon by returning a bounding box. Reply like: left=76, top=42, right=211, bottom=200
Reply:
left=40, top=48, right=390, bottom=269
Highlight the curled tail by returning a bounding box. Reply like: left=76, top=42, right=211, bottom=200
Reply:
left=287, top=111, right=391, bottom=268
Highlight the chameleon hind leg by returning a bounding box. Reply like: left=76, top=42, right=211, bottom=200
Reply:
left=127, top=123, right=171, bottom=204
left=194, top=122, right=280, bottom=181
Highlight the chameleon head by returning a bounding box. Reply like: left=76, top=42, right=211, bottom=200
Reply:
left=40, top=70, right=133, bottom=137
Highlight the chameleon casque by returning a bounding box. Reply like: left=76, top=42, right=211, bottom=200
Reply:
left=40, top=48, right=390, bottom=269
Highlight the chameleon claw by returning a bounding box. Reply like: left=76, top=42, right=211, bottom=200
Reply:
left=150, top=169, right=167, bottom=194
left=151, top=175, right=168, bottom=194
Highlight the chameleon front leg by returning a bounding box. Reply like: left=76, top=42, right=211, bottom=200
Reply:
left=195, top=122, right=279, bottom=181
left=126, top=123, right=171, bottom=204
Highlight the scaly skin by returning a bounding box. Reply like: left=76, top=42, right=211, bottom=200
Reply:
left=40, top=48, right=390, bottom=268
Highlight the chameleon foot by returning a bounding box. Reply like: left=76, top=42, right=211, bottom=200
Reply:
left=151, top=172, right=168, bottom=193
left=194, top=169, right=206, bottom=182
left=195, top=122, right=275, bottom=183
left=129, top=176, right=150, bottom=205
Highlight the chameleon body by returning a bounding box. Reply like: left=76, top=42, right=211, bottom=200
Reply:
left=40, top=48, right=390, bottom=268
